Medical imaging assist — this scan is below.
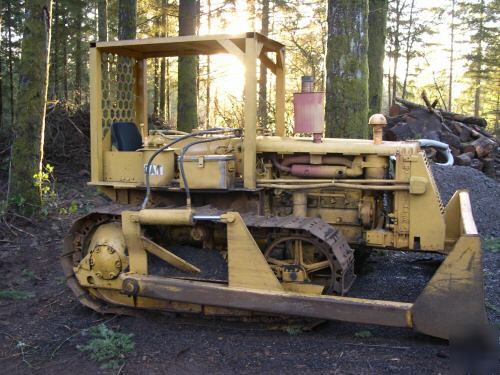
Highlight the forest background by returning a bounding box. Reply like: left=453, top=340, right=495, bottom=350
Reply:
left=0, top=0, right=497, bottom=137
left=0, top=0, right=498, bottom=211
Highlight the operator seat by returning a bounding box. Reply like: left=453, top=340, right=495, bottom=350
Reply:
left=111, top=122, right=143, bottom=151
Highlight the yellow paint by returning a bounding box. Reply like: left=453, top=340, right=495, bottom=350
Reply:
left=138, top=209, right=193, bottom=226
left=226, top=212, right=283, bottom=291
left=179, top=155, right=236, bottom=189
left=77, top=34, right=486, bottom=340
left=89, top=48, right=103, bottom=182
left=243, top=37, right=258, bottom=189
left=408, top=153, right=445, bottom=251
left=103, top=151, right=143, bottom=183
left=282, top=283, right=324, bottom=295
left=121, top=211, right=148, bottom=274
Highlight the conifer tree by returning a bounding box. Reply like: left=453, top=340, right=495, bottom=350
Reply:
left=8, top=0, right=53, bottom=212
left=325, top=0, right=369, bottom=138
left=177, top=0, right=198, bottom=132
left=368, top=0, right=388, bottom=115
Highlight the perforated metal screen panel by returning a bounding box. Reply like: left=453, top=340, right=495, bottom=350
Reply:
left=101, top=53, right=137, bottom=133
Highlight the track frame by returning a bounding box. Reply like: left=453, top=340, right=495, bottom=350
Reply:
left=63, top=191, right=487, bottom=340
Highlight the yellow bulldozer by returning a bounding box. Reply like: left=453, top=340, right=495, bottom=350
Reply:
left=62, top=33, right=487, bottom=340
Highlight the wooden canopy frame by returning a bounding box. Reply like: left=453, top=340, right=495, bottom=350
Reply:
left=89, top=32, right=286, bottom=189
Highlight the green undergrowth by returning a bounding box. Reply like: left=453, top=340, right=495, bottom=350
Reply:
left=483, top=237, right=500, bottom=253
left=1, top=163, right=81, bottom=218
left=485, top=301, right=500, bottom=314
left=0, top=290, right=35, bottom=300
left=78, top=324, right=135, bottom=370
left=21, top=269, right=36, bottom=280
left=355, top=330, right=372, bottom=338
left=282, top=325, right=306, bottom=336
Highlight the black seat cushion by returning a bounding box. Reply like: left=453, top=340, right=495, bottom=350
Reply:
left=111, top=122, right=142, bottom=151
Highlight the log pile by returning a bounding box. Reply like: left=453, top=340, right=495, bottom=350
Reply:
left=384, top=93, right=499, bottom=179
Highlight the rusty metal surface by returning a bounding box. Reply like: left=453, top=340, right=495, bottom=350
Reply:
left=60, top=205, right=136, bottom=315
left=62, top=203, right=487, bottom=340
left=411, top=191, right=487, bottom=340
left=121, top=274, right=412, bottom=328
left=195, top=206, right=356, bottom=295
left=293, top=92, right=325, bottom=134
left=411, top=235, right=487, bottom=340
left=62, top=204, right=355, bottom=314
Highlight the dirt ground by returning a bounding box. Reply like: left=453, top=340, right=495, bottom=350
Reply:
left=0, top=168, right=499, bottom=374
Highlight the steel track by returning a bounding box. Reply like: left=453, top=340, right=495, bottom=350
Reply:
left=61, top=205, right=355, bottom=314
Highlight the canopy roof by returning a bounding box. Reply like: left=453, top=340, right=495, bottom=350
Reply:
left=92, top=32, right=285, bottom=59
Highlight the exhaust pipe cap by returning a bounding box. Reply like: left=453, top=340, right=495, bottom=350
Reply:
left=369, top=114, right=387, bottom=145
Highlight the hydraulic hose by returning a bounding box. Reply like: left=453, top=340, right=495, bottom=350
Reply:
left=257, top=182, right=409, bottom=191
left=417, top=139, right=454, bottom=167
left=141, top=128, right=236, bottom=209
left=159, top=129, right=189, bottom=135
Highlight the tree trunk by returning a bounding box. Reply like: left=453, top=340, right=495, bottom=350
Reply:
left=74, top=3, right=83, bottom=105
left=248, top=0, right=256, bottom=30
left=448, top=0, right=455, bottom=111
left=320, top=11, right=326, bottom=90
left=177, top=0, right=198, bottom=132
left=154, top=58, right=159, bottom=116
left=401, top=0, right=415, bottom=99
left=391, top=0, right=403, bottom=105
left=8, top=0, right=52, bottom=212
left=159, top=0, right=167, bottom=119
left=52, top=0, right=59, bottom=100
left=166, top=1, right=171, bottom=125
left=0, top=0, right=3, bottom=129
left=159, top=58, right=166, bottom=118
left=474, top=86, right=481, bottom=117
left=387, top=42, right=392, bottom=109
left=166, top=59, right=171, bottom=124
left=152, top=6, right=160, bottom=117
left=367, top=0, right=388, bottom=115
left=495, top=93, right=499, bottom=138
left=7, top=0, right=15, bottom=127
left=98, top=0, right=108, bottom=42
left=98, top=0, right=109, bottom=113
left=258, top=0, right=269, bottom=129
left=196, top=0, right=200, bottom=106
left=473, top=0, right=484, bottom=118
left=118, top=0, right=136, bottom=40
left=62, top=13, right=68, bottom=100
left=325, top=0, right=369, bottom=138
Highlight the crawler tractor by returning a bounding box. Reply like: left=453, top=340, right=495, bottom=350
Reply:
left=62, top=33, right=487, bottom=340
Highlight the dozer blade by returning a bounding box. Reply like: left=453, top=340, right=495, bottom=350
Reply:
left=412, top=190, right=488, bottom=340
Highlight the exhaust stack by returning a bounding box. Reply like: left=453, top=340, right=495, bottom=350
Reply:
left=293, top=76, right=324, bottom=143
left=368, top=114, right=387, bottom=145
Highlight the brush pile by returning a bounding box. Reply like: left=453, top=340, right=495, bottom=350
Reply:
left=44, top=102, right=91, bottom=176
left=385, top=92, right=499, bottom=179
